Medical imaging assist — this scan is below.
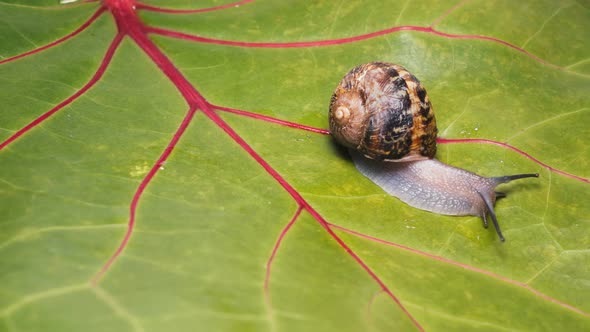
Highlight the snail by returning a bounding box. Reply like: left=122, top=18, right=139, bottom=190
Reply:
left=329, top=62, right=538, bottom=241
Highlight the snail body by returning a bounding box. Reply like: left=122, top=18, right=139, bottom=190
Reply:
left=329, top=62, right=538, bottom=241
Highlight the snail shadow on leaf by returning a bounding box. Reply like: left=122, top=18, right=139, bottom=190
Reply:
left=328, top=138, right=354, bottom=162
left=493, top=177, right=542, bottom=198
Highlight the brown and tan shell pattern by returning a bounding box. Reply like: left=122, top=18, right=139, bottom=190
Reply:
left=329, top=62, right=437, bottom=162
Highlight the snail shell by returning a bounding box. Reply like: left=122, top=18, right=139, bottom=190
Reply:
left=329, top=62, right=437, bottom=162
left=329, top=62, right=538, bottom=241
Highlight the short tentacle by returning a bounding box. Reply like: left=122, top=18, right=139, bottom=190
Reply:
left=481, top=213, right=489, bottom=228
left=479, top=192, right=505, bottom=242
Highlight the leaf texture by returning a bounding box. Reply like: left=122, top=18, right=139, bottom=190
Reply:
left=1, top=1, right=589, bottom=331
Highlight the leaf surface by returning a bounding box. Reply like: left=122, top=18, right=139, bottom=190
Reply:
left=1, top=1, right=589, bottom=331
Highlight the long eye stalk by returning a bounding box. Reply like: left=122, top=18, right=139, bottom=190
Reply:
left=492, top=173, right=539, bottom=184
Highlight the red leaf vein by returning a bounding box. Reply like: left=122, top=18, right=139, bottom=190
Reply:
left=329, top=222, right=590, bottom=318
left=136, top=0, right=254, bottom=14
left=0, top=29, right=121, bottom=151
left=146, top=25, right=563, bottom=71
left=0, top=7, right=106, bottom=66
left=264, top=206, right=303, bottom=307
left=1, top=2, right=585, bottom=330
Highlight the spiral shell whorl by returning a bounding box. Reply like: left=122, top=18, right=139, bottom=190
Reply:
left=329, top=62, right=437, bottom=161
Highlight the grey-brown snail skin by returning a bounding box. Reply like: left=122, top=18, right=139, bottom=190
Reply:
left=329, top=62, right=539, bottom=241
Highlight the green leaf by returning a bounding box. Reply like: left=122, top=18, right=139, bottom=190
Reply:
left=1, top=1, right=589, bottom=331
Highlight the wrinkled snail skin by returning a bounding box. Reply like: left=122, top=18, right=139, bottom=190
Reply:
left=350, top=152, right=538, bottom=241
left=329, top=62, right=539, bottom=241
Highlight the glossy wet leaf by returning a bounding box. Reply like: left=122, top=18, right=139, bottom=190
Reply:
left=1, top=1, right=589, bottom=331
